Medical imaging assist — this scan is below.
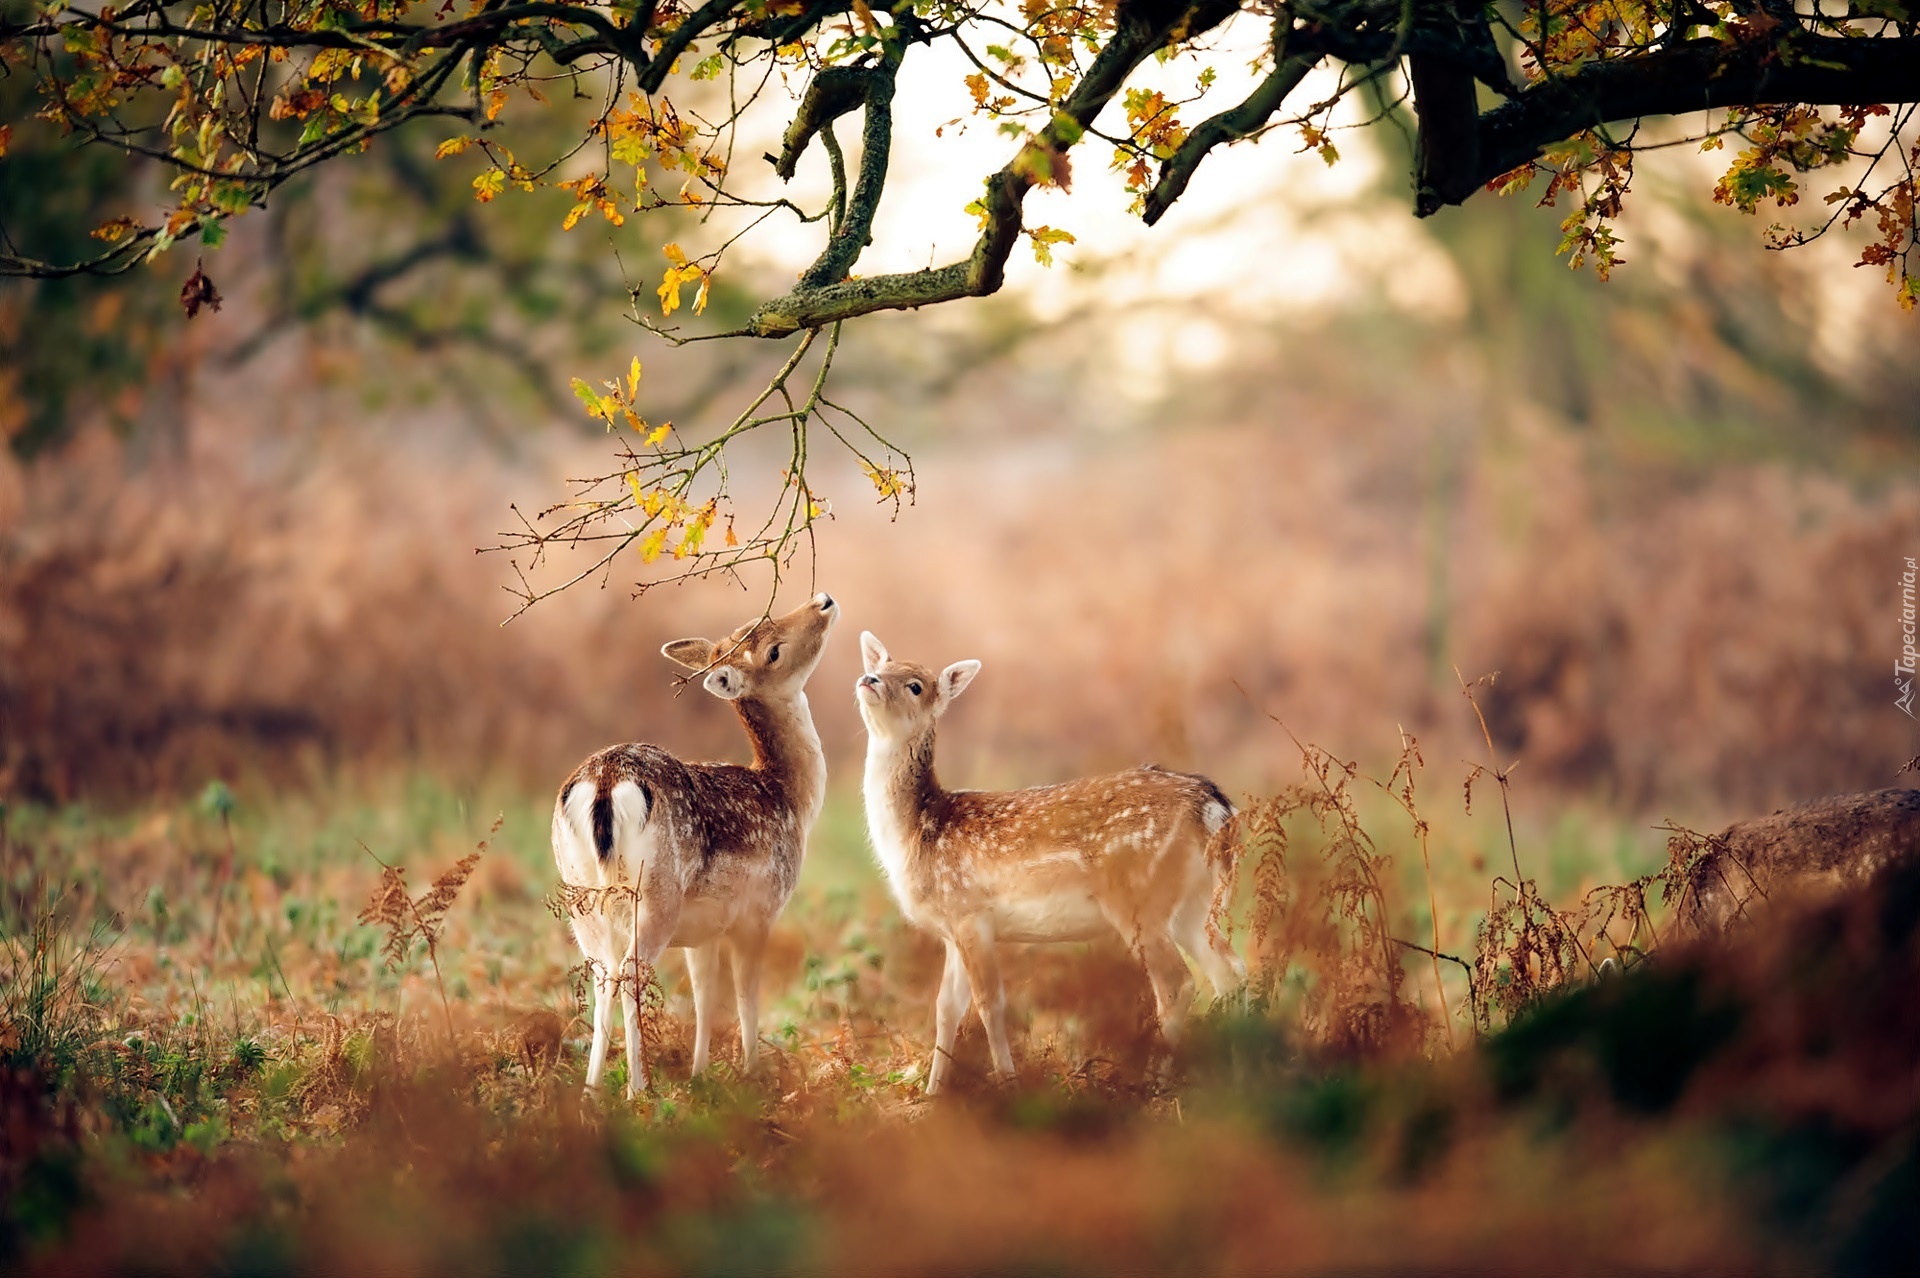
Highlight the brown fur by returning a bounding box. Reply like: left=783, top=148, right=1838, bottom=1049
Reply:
left=1678, top=786, right=1920, bottom=936
left=855, top=633, right=1244, bottom=1093
left=553, top=594, right=839, bottom=1095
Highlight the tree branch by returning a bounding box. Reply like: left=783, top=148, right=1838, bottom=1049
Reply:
left=1143, top=24, right=1320, bottom=225
left=745, top=0, right=1240, bottom=336
left=1421, top=32, right=1920, bottom=214
left=771, top=60, right=900, bottom=291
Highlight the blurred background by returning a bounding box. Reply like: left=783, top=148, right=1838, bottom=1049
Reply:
left=4, top=56, right=1917, bottom=850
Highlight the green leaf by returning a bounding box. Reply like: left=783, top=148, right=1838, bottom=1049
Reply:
left=570, top=378, right=608, bottom=418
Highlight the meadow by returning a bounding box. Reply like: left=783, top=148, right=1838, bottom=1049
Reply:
left=6, top=713, right=1918, bottom=1274
left=4, top=163, right=1917, bottom=1274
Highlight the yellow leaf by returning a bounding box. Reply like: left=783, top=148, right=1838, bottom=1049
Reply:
left=562, top=201, right=590, bottom=231
left=472, top=170, right=504, bottom=202
left=626, top=472, right=644, bottom=503
left=658, top=265, right=684, bottom=316
left=860, top=460, right=909, bottom=499
left=693, top=273, right=711, bottom=315
left=434, top=135, right=472, bottom=158
left=658, top=263, right=703, bottom=317
left=662, top=242, right=688, bottom=268
left=724, top=521, right=738, bottom=547
left=1027, top=225, right=1076, bottom=267
left=626, top=356, right=643, bottom=400
left=639, top=528, right=668, bottom=563
left=91, top=215, right=138, bottom=243
left=645, top=421, right=671, bottom=446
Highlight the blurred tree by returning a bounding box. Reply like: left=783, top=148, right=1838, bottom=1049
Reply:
left=1, top=0, right=1915, bottom=596
left=1354, top=74, right=1919, bottom=470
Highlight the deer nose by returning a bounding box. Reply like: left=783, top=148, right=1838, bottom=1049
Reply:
left=815, top=592, right=836, bottom=613
left=858, top=674, right=880, bottom=688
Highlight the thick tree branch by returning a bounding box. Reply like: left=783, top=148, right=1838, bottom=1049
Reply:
left=1143, top=32, right=1320, bottom=225
left=771, top=60, right=900, bottom=291
left=746, top=0, right=1240, bottom=336
left=1404, top=0, right=1519, bottom=209
left=1410, top=61, right=1483, bottom=208
left=1421, top=32, right=1920, bottom=213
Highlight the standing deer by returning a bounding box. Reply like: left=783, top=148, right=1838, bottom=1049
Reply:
left=854, top=631, right=1245, bottom=1094
left=552, top=592, right=839, bottom=1096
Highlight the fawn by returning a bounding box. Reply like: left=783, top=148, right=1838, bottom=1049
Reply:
left=855, top=631, right=1245, bottom=1094
left=552, top=592, right=839, bottom=1096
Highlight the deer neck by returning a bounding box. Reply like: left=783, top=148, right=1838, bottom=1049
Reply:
left=735, top=693, right=826, bottom=825
left=863, top=724, right=943, bottom=891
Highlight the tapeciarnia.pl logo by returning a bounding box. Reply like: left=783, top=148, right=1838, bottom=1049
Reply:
left=1900, top=557, right=1917, bottom=719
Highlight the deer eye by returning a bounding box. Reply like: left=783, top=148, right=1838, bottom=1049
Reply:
left=907, top=681, right=923, bottom=697
left=767, top=644, right=782, bottom=665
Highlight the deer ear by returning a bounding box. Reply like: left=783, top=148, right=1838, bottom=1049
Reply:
left=703, top=665, right=747, bottom=700
left=935, top=660, right=981, bottom=712
left=662, top=638, right=716, bottom=670
left=860, top=631, right=890, bottom=675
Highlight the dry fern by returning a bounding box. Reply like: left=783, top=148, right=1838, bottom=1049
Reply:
left=1214, top=694, right=1434, bottom=1059
left=356, top=816, right=498, bottom=1035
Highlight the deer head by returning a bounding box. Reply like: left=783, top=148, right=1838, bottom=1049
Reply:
left=663, top=592, right=840, bottom=702
left=854, top=630, right=980, bottom=744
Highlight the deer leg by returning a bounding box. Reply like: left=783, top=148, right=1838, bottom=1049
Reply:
left=951, top=920, right=1014, bottom=1080
left=927, top=938, right=972, bottom=1096
left=1172, top=892, right=1247, bottom=1001
left=585, top=965, right=615, bottom=1088
left=727, top=920, right=770, bottom=1075
left=1137, top=930, right=1198, bottom=1045
left=621, top=895, right=680, bottom=1098
left=685, top=940, right=725, bottom=1077
left=1097, top=893, right=1197, bottom=1047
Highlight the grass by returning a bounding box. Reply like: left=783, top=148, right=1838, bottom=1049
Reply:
left=0, top=760, right=1682, bottom=1101
left=2, top=766, right=1912, bottom=1275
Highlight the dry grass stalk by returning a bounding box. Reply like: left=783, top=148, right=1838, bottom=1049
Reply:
left=1376, top=728, right=1455, bottom=1050
left=546, top=884, right=672, bottom=1075
left=1213, top=699, right=1432, bottom=1058
left=356, top=816, right=496, bottom=1036
left=1456, top=669, right=1593, bottom=1031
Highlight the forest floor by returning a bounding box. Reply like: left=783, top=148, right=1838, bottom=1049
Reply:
left=3, top=773, right=1915, bottom=1276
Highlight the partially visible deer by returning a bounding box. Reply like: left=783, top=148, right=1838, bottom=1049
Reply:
left=552, top=593, right=839, bottom=1097
left=854, top=631, right=1245, bottom=1094
left=1676, top=787, right=1920, bottom=937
